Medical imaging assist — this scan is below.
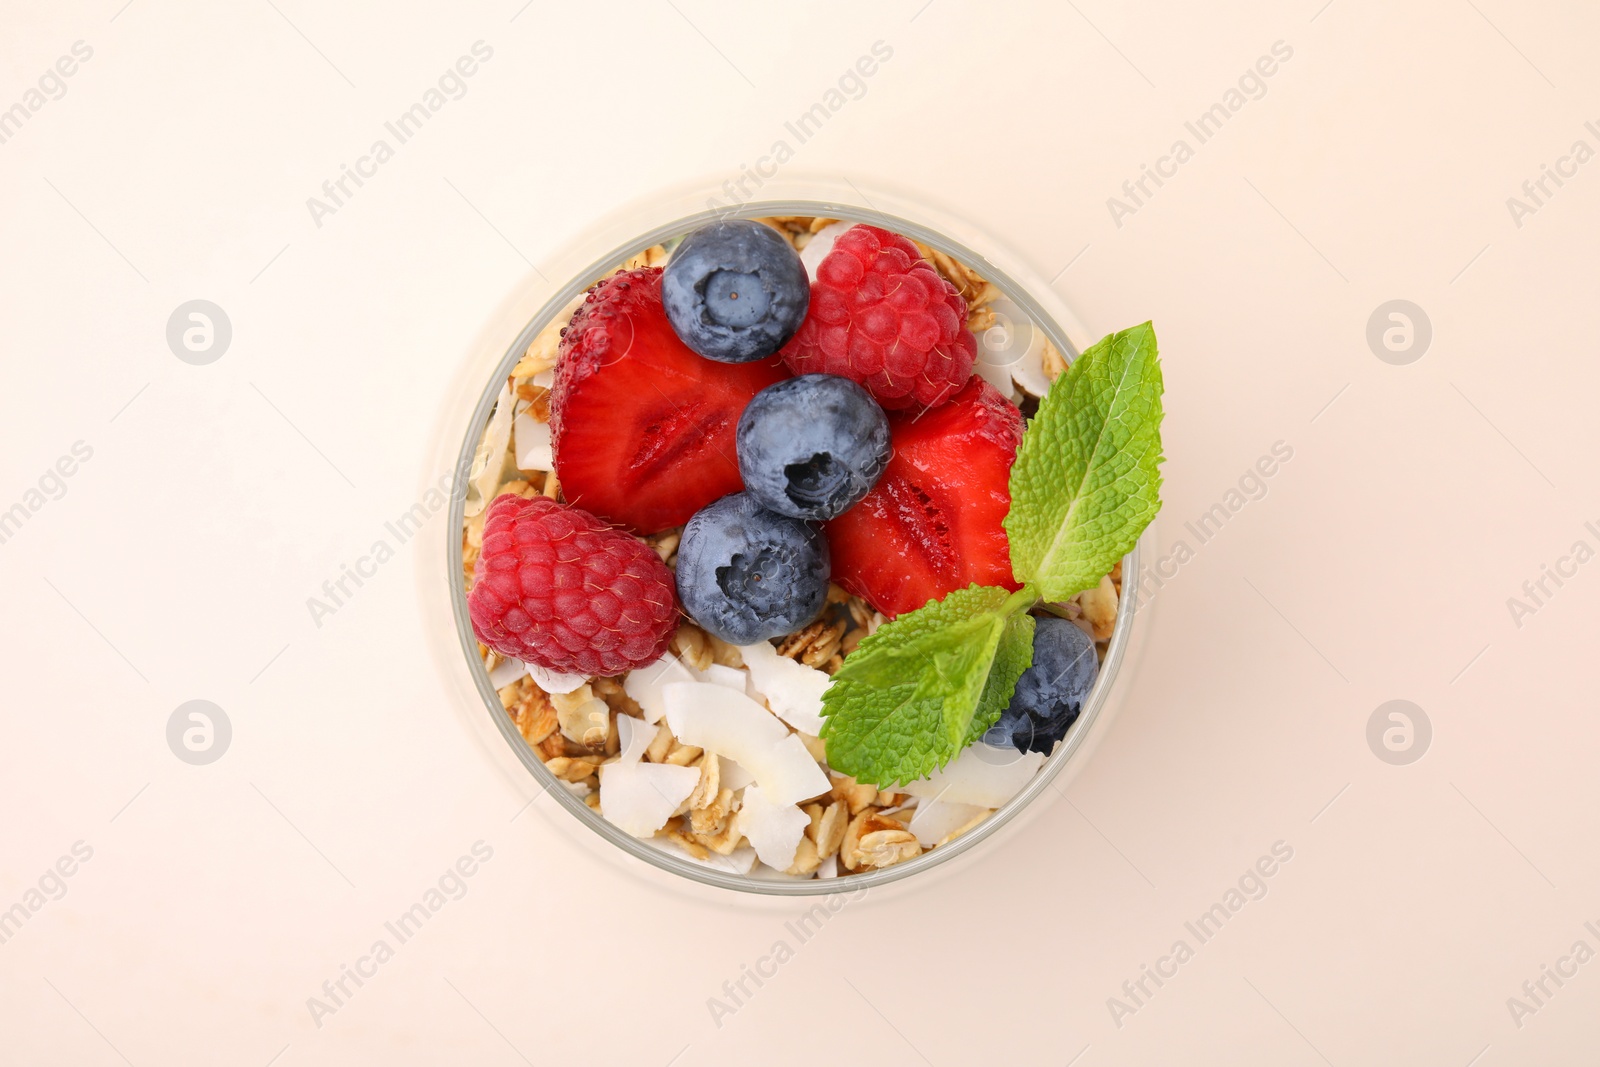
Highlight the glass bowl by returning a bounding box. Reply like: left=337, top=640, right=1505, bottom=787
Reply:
left=443, top=188, right=1141, bottom=896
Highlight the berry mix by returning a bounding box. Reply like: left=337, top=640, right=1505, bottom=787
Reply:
left=461, top=215, right=1161, bottom=881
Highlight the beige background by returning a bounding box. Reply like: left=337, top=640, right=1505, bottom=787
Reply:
left=2, top=0, right=1597, bottom=1063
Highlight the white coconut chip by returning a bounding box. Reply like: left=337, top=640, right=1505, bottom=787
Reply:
left=902, top=744, right=1045, bottom=808
left=530, top=369, right=554, bottom=389
left=663, top=682, right=829, bottom=805
left=736, top=783, right=811, bottom=871
left=614, top=714, right=655, bottom=765
left=719, top=759, right=757, bottom=791
left=513, top=408, right=554, bottom=472
left=799, top=220, right=854, bottom=280
left=908, top=797, right=991, bottom=847
left=466, top=381, right=517, bottom=517
left=738, top=641, right=829, bottom=735
left=487, top=656, right=530, bottom=690
left=623, top=651, right=699, bottom=724
left=489, top=656, right=588, bottom=696
left=816, top=854, right=838, bottom=879
left=699, top=663, right=748, bottom=691
left=597, top=761, right=699, bottom=838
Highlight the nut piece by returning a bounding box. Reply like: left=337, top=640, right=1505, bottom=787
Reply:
left=664, top=824, right=709, bottom=861
left=511, top=293, right=586, bottom=378
left=552, top=685, right=610, bottom=747
left=544, top=756, right=599, bottom=783
left=839, top=811, right=904, bottom=870
left=671, top=624, right=713, bottom=673
left=786, top=835, right=821, bottom=876
left=693, top=797, right=744, bottom=855
left=814, top=801, right=848, bottom=859
left=689, top=787, right=735, bottom=838
left=830, top=775, right=879, bottom=815
left=910, top=240, right=999, bottom=311
left=704, top=633, right=746, bottom=668
left=687, top=754, right=721, bottom=810
left=591, top=676, right=642, bottom=720
left=508, top=683, right=559, bottom=747
left=803, top=803, right=824, bottom=842
left=777, top=619, right=845, bottom=669
left=644, top=722, right=676, bottom=763
left=648, top=530, right=681, bottom=565
left=857, top=829, right=921, bottom=869
left=1073, top=574, right=1118, bottom=642
left=620, top=244, right=670, bottom=271
left=664, top=742, right=703, bottom=767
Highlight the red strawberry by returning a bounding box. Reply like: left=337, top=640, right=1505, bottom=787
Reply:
left=824, top=377, right=1023, bottom=618
left=552, top=268, right=789, bottom=534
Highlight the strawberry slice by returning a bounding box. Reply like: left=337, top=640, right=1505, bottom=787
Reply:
left=552, top=268, right=789, bottom=534
left=824, top=377, right=1023, bottom=618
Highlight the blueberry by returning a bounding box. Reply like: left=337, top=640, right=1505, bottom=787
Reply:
left=984, top=617, right=1099, bottom=755
left=661, top=220, right=810, bottom=363
left=736, top=375, right=890, bottom=521
left=675, top=493, right=830, bottom=644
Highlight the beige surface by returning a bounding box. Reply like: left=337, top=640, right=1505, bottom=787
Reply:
left=2, top=1, right=1597, bottom=1064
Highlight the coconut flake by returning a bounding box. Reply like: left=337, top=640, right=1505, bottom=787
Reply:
left=597, top=761, right=699, bottom=837
left=528, top=662, right=588, bottom=695
left=663, top=682, right=829, bottom=805
left=903, top=744, right=1045, bottom=808
left=700, top=663, right=748, bottom=691
left=623, top=651, right=699, bottom=724
left=736, top=783, right=811, bottom=871
left=738, top=641, right=829, bottom=735
left=719, top=759, right=756, bottom=791
left=513, top=409, right=554, bottom=472
left=615, top=714, right=654, bottom=765
left=487, top=656, right=530, bottom=690
left=755, top=735, right=832, bottom=806
left=816, top=853, right=838, bottom=879
left=908, top=797, right=990, bottom=847
left=664, top=682, right=787, bottom=747
left=466, top=381, right=516, bottom=517
left=490, top=656, right=588, bottom=695
left=530, top=369, right=554, bottom=389
left=799, top=220, right=854, bottom=280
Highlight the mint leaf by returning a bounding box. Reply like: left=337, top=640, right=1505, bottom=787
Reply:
left=1005, top=321, right=1164, bottom=602
left=820, top=585, right=1036, bottom=787
left=963, top=607, right=1036, bottom=749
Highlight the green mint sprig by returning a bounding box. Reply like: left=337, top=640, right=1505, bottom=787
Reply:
left=1006, top=321, right=1164, bottom=600
left=820, top=585, right=1036, bottom=787
left=821, top=322, right=1164, bottom=787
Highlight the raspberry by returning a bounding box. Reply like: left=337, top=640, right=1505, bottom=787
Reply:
left=781, top=225, right=977, bottom=410
left=467, top=495, right=678, bottom=676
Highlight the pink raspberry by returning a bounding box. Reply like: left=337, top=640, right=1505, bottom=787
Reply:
left=781, top=225, right=977, bottom=410
left=468, top=495, right=678, bottom=676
